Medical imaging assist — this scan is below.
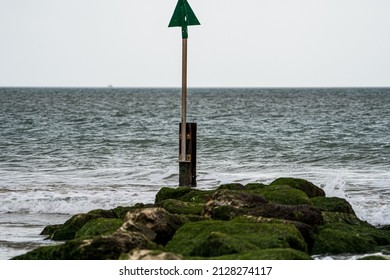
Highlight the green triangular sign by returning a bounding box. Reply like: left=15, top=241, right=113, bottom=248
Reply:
left=168, top=0, right=200, bottom=28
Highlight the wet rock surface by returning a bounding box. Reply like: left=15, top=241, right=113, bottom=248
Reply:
left=13, top=177, right=390, bottom=260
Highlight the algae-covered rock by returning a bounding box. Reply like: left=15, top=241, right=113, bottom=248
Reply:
left=217, top=183, right=312, bottom=205
left=311, top=197, right=355, bottom=215
left=158, top=199, right=203, bottom=216
left=190, top=231, right=259, bottom=257
left=219, top=182, right=282, bottom=192
left=244, top=183, right=268, bottom=190
left=213, top=248, right=312, bottom=260
left=204, top=189, right=268, bottom=210
left=120, top=249, right=182, bottom=260
left=86, top=206, right=140, bottom=219
left=13, top=231, right=154, bottom=260
left=202, top=189, right=268, bottom=220
left=236, top=216, right=316, bottom=253
left=166, top=219, right=307, bottom=258
left=155, top=187, right=193, bottom=203
left=121, top=207, right=183, bottom=245
left=87, top=204, right=153, bottom=219
left=312, top=226, right=376, bottom=255
left=322, top=211, right=370, bottom=226
left=253, top=185, right=313, bottom=205
left=73, top=231, right=155, bottom=260
left=43, top=205, right=146, bottom=241
left=247, top=203, right=324, bottom=226
left=40, top=224, right=62, bottom=236
left=270, top=178, right=325, bottom=198
left=312, top=223, right=390, bottom=255
left=49, top=213, right=94, bottom=241
left=155, top=187, right=214, bottom=203
left=75, top=218, right=123, bottom=239
left=217, top=183, right=246, bottom=190
left=85, top=209, right=117, bottom=219
left=203, top=190, right=323, bottom=226
left=12, top=243, right=77, bottom=260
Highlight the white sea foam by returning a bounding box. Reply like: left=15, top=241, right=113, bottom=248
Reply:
left=313, top=169, right=390, bottom=226
left=1, top=166, right=389, bottom=226
left=313, top=252, right=390, bottom=260
left=0, top=184, right=159, bottom=215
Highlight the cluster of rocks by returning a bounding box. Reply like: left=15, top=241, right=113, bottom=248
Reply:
left=13, top=178, right=390, bottom=260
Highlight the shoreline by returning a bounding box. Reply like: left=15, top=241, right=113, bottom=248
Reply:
left=11, top=177, right=390, bottom=260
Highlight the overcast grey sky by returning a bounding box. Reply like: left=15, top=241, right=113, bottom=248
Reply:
left=1, top=0, right=390, bottom=87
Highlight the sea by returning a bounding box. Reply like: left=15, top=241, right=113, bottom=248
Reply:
left=1, top=87, right=389, bottom=260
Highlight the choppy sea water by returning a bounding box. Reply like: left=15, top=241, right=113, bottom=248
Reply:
left=1, top=87, right=389, bottom=259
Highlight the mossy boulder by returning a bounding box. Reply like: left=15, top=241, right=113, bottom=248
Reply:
left=204, top=189, right=268, bottom=210
left=48, top=213, right=95, bottom=241
left=74, top=232, right=156, bottom=260
left=218, top=182, right=269, bottom=191
left=312, top=223, right=390, bottom=255
left=158, top=199, right=203, bottom=216
left=217, top=183, right=246, bottom=190
left=225, top=216, right=316, bottom=254
left=245, top=183, right=268, bottom=190
left=208, top=203, right=324, bottom=225
left=120, top=249, right=182, bottom=260
left=121, top=207, right=184, bottom=245
left=112, top=204, right=149, bottom=219
left=270, top=178, right=325, bottom=198
left=252, top=185, right=312, bottom=205
left=247, top=204, right=324, bottom=226
left=218, top=182, right=313, bottom=206
left=40, top=224, right=62, bottom=236
left=85, top=209, right=117, bottom=219
left=75, top=218, right=123, bottom=239
left=87, top=204, right=153, bottom=219
left=312, top=226, right=376, bottom=255
left=202, top=189, right=268, bottom=220
left=322, top=211, right=370, bottom=226
left=155, top=187, right=193, bottom=203
left=13, top=231, right=155, bottom=260
left=43, top=204, right=154, bottom=241
left=165, top=219, right=307, bottom=258
left=203, top=190, right=323, bottom=226
left=311, top=197, right=355, bottom=215
left=155, top=187, right=214, bottom=204
left=213, top=248, right=312, bottom=260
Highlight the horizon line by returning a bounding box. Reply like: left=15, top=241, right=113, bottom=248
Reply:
left=2, top=85, right=390, bottom=89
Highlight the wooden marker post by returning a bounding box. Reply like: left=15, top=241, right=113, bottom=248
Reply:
left=169, top=0, right=200, bottom=187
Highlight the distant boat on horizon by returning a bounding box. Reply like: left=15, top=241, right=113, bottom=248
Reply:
left=107, top=84, right=113, bottom=88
